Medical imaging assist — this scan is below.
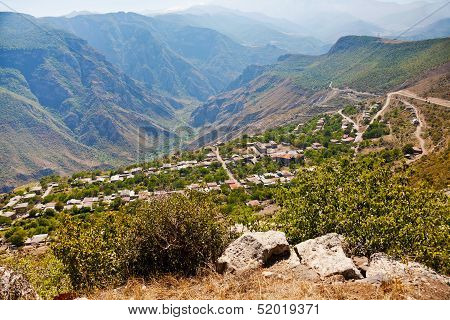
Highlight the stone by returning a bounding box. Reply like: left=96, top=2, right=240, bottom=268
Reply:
left=285, top=249, right=321, bottom=281
left=366, top=253, right=450, bottom=285
left=294, top=233, right=363, bottom=280
left=0, top=267, right=39, bottom=300
left=262, top=271, right=285, bottom=279
left=357, top=274, right=389, bottom=286
left=217, top=231, right=290, bottom=274
left=352, top=256, right=369, bottom=276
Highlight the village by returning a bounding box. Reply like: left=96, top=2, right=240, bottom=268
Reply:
left=0, top=109, right=396, bottom=249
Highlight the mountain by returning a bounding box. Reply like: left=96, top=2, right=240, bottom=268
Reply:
left=194, top=1, right=449, bottom=41
left=155, top=10, right=328, bottom=55
left=191, top=36, right=450, bottom=144
left=0, top=12, right=181, bottom=189
left=401, top=18, right=450, bottom=40
left=43, top=12, right=286, bottom=101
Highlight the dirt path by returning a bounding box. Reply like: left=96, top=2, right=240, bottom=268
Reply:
left=402, top=100, right=428, bottom=163
left=214, top=147, right=241, bottom=187
left=338, top=110, right=363, bottom=143
left=396, top=90, right=450, bottom=108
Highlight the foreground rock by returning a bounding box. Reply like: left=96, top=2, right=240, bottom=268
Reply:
left=365, top=253, right=450, bottom=285
left=217, top=231, right=289, bottom=274
left=0, top=267, right=39, bottom=300
left=294, top=233, right=363, bottom=280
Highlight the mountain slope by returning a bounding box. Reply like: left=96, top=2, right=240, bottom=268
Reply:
left=43, top=12, right=286, bottom=101
left=0, top=87, right=104, bottom=192
left=191, top=36, right=450, bottom=144
left=155, top=11, right=327, bottom=55
left=0, top=12, right=180, bottom=188
left=402, top=18, right=450, bottom=41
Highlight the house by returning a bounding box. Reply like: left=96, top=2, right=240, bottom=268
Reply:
left=34, top=203, right=46, bottom=211
left=130, top=167, right=143, bottom=174
left=13, top=202, right=28, bottom=214
left=311, top=142, right=323, bottom=150
left=187, top=184, right=200, bottom=190
left=120, top=190, right=136, bottom=198
left=5, top=196, right=21, bottom=208
left=110, top=175, right=123, bottom=182
left=207, top=182, right=220, bottom=190
left=23, top=193, right=36, bottom=200
left=67, top=199, right=82, bottom=205
left=229, top=183, right=240, bottom=190
left=341, top=136, right=355, bottom=143
left=45, top=202, right=56, bottom=211
left=1, top=211, right=17, bottom=220
left=25, top=234, right=48, bottom=246
left=271, top=151, right=304, bottom=166
left=246, top=176, right=262, bottom=185
left=412, top=119, right=420, bottom=126
left=412, top=147, right=423, bottom=155
left=30, top=186, right=43, bottom=194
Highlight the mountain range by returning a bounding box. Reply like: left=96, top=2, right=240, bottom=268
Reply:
left=43, top=12, right=285, bottom=101
left=0, top=12, right=181, bottom=190
left=0, top=7, right=449, bottom=191
left=191, top=36, right=450, bottom=144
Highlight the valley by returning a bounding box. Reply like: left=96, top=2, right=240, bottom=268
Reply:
left=0, top=2, right=449, bottom=303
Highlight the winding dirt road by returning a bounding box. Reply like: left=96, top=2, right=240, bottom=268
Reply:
left=338, top=110, right=363, bottom=143
left=402, top=100, right=428, bottom=163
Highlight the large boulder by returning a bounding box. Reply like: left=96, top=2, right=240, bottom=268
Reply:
left=217, top=231, right=289, bottom=274
left=0, top=267, right=39, bottom=300
left=294, top=233, right=363, bottom=280
left=366, top=253, right=450, bottom=284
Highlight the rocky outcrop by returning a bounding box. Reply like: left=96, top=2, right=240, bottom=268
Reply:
left=217, top=231, right=289, bottom=274
left=366, top=253, right=450, bottom=285
left=0, top=267, right=39, bottom=300
left=294, top=233, right=363, bottom=280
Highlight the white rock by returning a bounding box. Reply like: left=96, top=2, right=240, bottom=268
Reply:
left=294, top=233, right=363, bottom=280
left=366, top=253, right=449, bottom=284
left=217, top=231, right=289, bottom=274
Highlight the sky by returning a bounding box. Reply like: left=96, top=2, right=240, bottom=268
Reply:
left=0, top=0, right=444, bottom=17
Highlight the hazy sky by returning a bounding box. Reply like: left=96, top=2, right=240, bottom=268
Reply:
left=0, top=0, right=445, bottom=17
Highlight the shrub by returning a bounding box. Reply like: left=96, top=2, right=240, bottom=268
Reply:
left=53, top=193, right=231, bottom=291
left=363, top=120, right=390, bottom=139
left=275, top=157, right=450, bottom=274
left=0, top=251, right=72, bottom=299
left=8, top=229, right=27, bottom=247
left=126, top=193, right=231, bottom=278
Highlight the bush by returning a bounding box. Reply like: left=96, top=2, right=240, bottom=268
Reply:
left=363, top=120, right=390, bottom=139
left=53, top=193, right=231, bottom=291
left=0, top=251, right=71, bottom=299
left=8, top=229, right=27, bottom=247
left=275, top=157, right=450, bottom=274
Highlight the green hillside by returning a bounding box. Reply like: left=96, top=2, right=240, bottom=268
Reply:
left=270, top=36, right=450, bottom=93
left=0, top=12, right=182, bottom=189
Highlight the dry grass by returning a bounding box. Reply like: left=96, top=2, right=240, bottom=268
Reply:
left=89, top=269, right=448, bottom=300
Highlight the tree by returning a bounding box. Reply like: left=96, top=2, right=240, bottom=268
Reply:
left=275, top=157, right=449, bottom=274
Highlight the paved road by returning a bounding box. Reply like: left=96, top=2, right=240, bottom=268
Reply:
left=214, top=147, right=241, bottom=187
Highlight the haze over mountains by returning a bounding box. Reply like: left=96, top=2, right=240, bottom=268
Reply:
left=0, top=1, right=449, bottom=190
left=44, top=12, right=285, bottom=101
